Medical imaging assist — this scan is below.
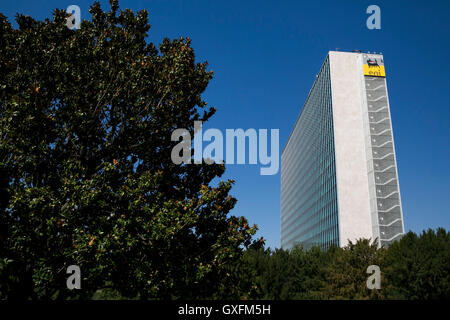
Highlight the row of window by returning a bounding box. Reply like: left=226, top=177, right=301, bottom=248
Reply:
left=281, top=56, right=339, bottom=250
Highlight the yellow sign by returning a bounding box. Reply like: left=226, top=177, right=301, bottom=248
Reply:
left=363, top=64, right=386, bottom=77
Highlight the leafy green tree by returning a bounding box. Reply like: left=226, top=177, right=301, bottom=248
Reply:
left=317, top=239, right=388, bottom=299
left=234, top=230, right=449, bottom=300
left=239, top=245, right=328, bottom=300
left=0, top=0, right=260, bottom=299
left=384, top=228, right=450, bottom=299
left=292, top=245, right=333, bottom=299
left=212, top=240, right=264, bottom=300
left=253, top=248, right=297, bottom=299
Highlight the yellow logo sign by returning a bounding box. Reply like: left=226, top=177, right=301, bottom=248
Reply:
left=363, top=64, right=386, bottom=77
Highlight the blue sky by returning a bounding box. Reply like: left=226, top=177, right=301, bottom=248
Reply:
left=2, top=0, right=449, bottom=249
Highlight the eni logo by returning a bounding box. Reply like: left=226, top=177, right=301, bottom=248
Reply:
left=363, top=58, right=386, bottom=77
left=367, top=58, right=379, bottom=67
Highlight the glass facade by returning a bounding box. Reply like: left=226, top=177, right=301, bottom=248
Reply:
left=280, top=56, right=339, bottom=250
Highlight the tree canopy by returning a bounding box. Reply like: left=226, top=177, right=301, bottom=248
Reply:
left=0, top=0, right=261, bottom=299
left=239, top=229, right=450, bottom=300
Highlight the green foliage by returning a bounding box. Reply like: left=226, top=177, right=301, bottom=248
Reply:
left=240, top=246, right=328, bottom=299
left=235, top=229, right=449, bottom=300
left=0, top=0, right=260, bottom=299
left=384, top=228, right=450, bottom=299
left=317, top=239, right=387, bottom=300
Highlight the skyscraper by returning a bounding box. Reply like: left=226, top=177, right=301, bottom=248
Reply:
left=281, top=51, right=405, bottom=250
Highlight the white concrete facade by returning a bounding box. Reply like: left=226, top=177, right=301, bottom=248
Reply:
left=328, top=51, right=374, bottom=246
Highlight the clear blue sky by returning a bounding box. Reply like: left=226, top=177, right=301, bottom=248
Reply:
left=2, top=0, right=449, bottom=249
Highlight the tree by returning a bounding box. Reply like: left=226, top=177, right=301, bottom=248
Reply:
left=315, top=239, right=388, bottom=300
left=239, top=245, right=329, bottom=300
left=0, top=0, right=260, bottom=299
left=291, top=245, right=331, bottom=299
left=234, top=231, right=449, bottom=300
left=384, top=228, right=450, bottom=299
left=247, top=248, right=297, bottom=299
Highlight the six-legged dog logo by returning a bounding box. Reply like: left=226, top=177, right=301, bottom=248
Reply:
left=367, top=58, right=379, bottom=67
